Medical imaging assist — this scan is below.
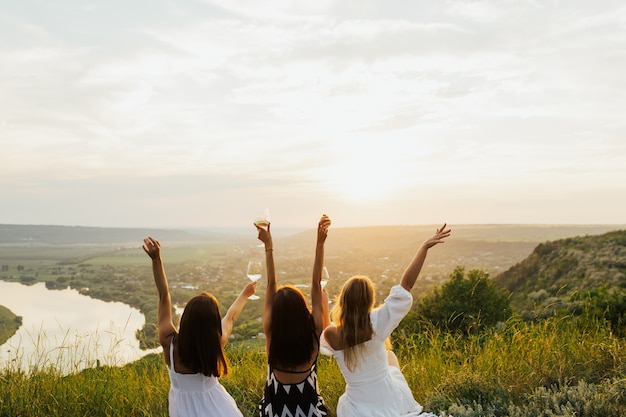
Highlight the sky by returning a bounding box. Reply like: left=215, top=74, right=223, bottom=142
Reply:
left=1, top=0, right=625, bottom=230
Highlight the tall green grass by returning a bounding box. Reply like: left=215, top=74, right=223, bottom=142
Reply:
left=0, top=354, right=169, bottom=417
left=1, top=316, right=625, bottom=417
left=398, top=316, right=626, bottom=416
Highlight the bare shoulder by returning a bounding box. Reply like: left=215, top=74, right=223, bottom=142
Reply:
left=323, top=325, right=343, bottom=350
left=160, top=331, right=176, bottom=367
left=324, top=325, right=338, bottom=337
left=161, top=330, right=176, bottom=351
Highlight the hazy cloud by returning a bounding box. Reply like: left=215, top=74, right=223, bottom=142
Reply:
left=1, top=0, right=625, bottom=228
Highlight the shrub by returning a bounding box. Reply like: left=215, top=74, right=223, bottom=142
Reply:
left=417, top=267, right=512, bottom=334
left=508, top=378, right=626, bottom=417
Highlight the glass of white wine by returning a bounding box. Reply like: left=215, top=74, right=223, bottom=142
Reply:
left=321, top=266, right=329, bottom=289
left=254, top=209, right=270, bottom=247
left=254, top=208, right=270, bottom=230
left=246, top=260, right=262, bottom=300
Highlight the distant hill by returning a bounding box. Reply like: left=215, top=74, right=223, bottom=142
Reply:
left=1, top=223, right=621, bottom=246
left=495, top=229, right=626, bottom=318
left=0, top=224, right=313, bottom=245
left=0, top=224, right=208, bottom=245
left=283, top=224, right=624, bottom=245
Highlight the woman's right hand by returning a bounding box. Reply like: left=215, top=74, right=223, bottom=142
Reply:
left=242, top=281, right=258, bottom=298
left=255, top=222, right=273, bottom=248
left=142, top=237, right=161, bottom=260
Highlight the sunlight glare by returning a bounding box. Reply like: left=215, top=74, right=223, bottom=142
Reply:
left=326, top=159, right=394, bottom=202
left=322, top=140, right=417, bottom=203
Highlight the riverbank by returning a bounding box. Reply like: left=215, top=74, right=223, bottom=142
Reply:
left=0, top=305, right=20, bottom=345
left=0, top=281, right=153, bottom=374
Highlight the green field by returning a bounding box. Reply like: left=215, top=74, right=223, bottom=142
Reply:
left=0, top=224, right=621, bottom=349
left=1, top=224, right=625, bottom=416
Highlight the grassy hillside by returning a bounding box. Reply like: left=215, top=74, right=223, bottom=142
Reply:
left=495, top=229, right=626, bottom=319
left=1, top=318, right=625, bottom=417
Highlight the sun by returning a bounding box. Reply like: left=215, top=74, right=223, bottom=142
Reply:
left=318, top=137, right=427, bottom=203
left=324, top=158, right=399, bottom=202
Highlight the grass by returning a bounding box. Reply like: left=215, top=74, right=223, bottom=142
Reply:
left=0, top=355, right=169, bottom=417
left=1, top=316, right=625, bottom=417
left=398, top=316, right=626, bottom=416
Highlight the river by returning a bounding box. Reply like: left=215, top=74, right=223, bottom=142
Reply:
left=0, top=281, right=158, bottom=374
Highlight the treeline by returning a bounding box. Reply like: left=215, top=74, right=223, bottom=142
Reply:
left=0, top=224, right=204, bottom=244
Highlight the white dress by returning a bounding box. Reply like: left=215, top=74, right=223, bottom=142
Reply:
left=167, top=338, right=243, bottom=417
left=321, top=285, right=440, bottom=417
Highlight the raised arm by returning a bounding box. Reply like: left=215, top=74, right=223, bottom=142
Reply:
left=311, top=215, right=331, bottom=336
left=142, top=237, right=176, bottom=348
left=256, top=223, right=276, bottom=344
left=321, top=287, right=331, bottom=329
left=221, top=280, right=257, bottom=347
left=400, top=224, right=451, bottom=291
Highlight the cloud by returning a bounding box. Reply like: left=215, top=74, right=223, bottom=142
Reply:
left=1, top=0, right=625, bottom=227
left=198, top=0, right=336, bottom=21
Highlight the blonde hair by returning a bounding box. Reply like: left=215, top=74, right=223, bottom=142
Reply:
left=331, top=276, right=375, bottom=371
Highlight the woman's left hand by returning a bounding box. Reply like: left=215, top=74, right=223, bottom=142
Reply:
left=317, top=214, right=331, bottom=243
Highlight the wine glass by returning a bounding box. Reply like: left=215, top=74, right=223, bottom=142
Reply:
left=254, top=209, right=270, bottom=247
left=254, top=208, right=270, bottom=230
left=321, top=266, right=329, bottom=289
left=246, top=260, right=262, bottom=300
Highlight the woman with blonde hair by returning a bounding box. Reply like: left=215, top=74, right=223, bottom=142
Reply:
left=321, top=224, right=451, bottom=417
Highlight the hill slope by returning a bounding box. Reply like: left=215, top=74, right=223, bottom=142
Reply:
left=495, top=229, right=626, bottom=318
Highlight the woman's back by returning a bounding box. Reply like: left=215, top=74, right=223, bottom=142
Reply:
left=168, top=338, right=243, bottom=417
left=261, top=301, right=329, bottom=416
left=321, top=285, right=422, bottom=416
left=320, top=224, right=451, bottom=417
left=143, top=236, right=256, bottom=417
left=259, top=361, right=327, bottom=417
left=271, top=335, right=320, bottom=384
left=256, top=216, right=331, bottom=417
left=327, top=337, right=389, bottom=385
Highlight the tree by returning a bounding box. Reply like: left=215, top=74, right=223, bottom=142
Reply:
left=417, top=266, right=512, bottom=334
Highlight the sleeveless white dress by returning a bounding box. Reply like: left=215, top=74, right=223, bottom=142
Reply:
left=168, top=338, right=243, bottom=417
left=321, top=285, right=441, bottom=417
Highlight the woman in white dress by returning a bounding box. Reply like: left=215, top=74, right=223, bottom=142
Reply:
left=321, top=224, right=451, bottom=417
left=143, top=236, right=256, bottom=417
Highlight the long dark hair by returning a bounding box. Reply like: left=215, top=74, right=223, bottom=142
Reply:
left=177, top=292, right=228, bottom=377
left=268, top=286, right=316, bottom=369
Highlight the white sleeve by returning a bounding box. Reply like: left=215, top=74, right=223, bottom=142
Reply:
left=370, top=285, right=413, bottom=340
